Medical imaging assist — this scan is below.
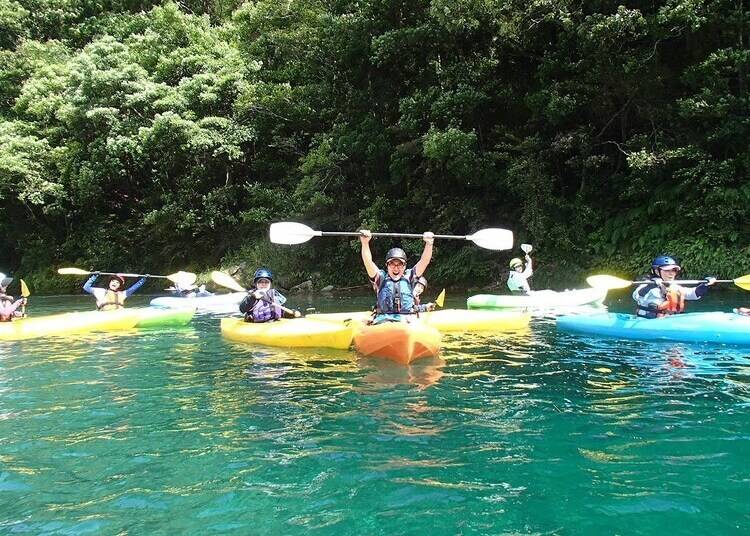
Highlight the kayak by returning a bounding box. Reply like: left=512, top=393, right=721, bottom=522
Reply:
left=308, top=309, right=530, bottom=333
left=0, top=307, right=195, bottom=341
left=557, top=312, right=750, bottom=345
left=467, top=287, right=607, bottom=310
left=353, top=322, right=442, bottom=365
left=220, top=317, right=354, bottom=350
left=150, top=292, right=245, bottom=313
left=133, top=307, right=196, bottom=328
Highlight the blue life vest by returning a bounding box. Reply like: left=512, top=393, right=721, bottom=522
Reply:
left=375, top=269, right=417, bottom=316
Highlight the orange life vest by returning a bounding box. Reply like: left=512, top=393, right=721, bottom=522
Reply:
left=98, top=290, right=126, bottom=311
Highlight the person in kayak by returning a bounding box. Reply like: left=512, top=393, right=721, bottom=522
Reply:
left=359, top=229, right=434, bottom=323
left=507, top=253, right=533, bottom=294
left=239, top=268, right=301, bottom=322
left=633, top=255, right=716, bottom=318
left=413, top=276, right=436, bottom=313
left=83, top=273, right=147, bottom=311
left=0, top=274, right=25, bottom=321
left=168, top=281, right=213, bottom=298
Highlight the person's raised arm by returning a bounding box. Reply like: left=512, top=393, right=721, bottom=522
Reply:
left=413, top=232, right=434, bottom=277
left=359, top=230, right=379, bottom=279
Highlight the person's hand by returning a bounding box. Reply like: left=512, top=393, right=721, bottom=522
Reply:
left=426, top=302, right=436, bottom=311
left=423, top=231, right=434, bottom=245
left=359, top=229, right=372, bottom=244
left=20, top=298, right=27, bottom=305
left=92, top=271, right=101, bottom=276
left=704, top=276, right=717, bottom=286
left=252, top=289, right=266, bottom=299
left=293, top=310, right=302, bottom=318
left=144, top=274, right=151, bottom=278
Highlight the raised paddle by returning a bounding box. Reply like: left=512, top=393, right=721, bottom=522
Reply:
left=20, top=279, right=29, bottom=317
left=210, top=271, right=300, bottom=317
left=58, top=268, right=196, bottom=286
left=586, top=274, right=750, bottom=291
left=269, top=222, right=514, bottom=251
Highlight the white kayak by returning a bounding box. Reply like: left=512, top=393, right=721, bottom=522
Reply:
left=150, top=292, right=246, bottom=313
left=467, top=287, right=607, bottom=310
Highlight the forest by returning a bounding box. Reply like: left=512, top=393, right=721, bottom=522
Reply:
left=1, top=0, right=748, bottom=292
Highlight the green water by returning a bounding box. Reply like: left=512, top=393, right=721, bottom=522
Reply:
left=1, top=292, right=749, bottom=535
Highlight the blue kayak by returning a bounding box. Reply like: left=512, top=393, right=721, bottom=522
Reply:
left=557, top=312, right=750, bottom=345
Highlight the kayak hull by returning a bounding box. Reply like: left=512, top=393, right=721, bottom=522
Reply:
left=220, top=317, right=354, bottom=350
left=0, top=307, right=194, bottom=341
left=467, top=288, right=607, bottom=310
left=150, top=292, right=245, bottom=313
left=557, top=312, right=750, bottom=345
left=353, top=322, right=442, bottom=365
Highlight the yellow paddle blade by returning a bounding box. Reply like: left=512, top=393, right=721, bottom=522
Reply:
left=435, top=288, right=446, bottom=308
left=586, top=274, right=632, bottom=290
left=20, top=279, right=30, bottom=298
left=58, top=267, right=91, bottom=275
left=733, top=275, right=750, bottom=291
left=211, top=271, right=246, bottom=292
left=167, top=271, right=197, bottom=286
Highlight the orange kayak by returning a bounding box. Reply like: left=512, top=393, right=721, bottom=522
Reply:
left=353, top=321, right=442, bottom=365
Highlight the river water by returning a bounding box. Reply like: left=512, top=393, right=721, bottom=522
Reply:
left=1, top=291, right=748, bottom=534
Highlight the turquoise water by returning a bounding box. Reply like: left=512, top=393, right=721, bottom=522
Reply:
left=1, top=292, right=749, bottom=534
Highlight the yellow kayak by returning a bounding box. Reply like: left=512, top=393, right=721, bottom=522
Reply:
left=308, top=309, right=530, bottom=333
left=354, top=321, right=442, bottom=365
left=220, top=317, right=355, bottom=350
left=0, top=310, right=139, bottom=341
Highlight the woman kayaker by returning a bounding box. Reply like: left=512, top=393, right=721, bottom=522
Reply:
left=507, top=252, right=533, bottom=294
left=83, top=273, right=147, bottom=311
left=359, top=229, right=434, bottom=323
left=413, top=276, right=436, bottom=313
left=0, top=274, right=25, bottom=321
left=239, top=268, right=301, bottom=322
left=633, top=255, right=716, bottom=318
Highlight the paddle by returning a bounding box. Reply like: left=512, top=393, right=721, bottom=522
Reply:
left=20, top=279, right=29, bottom=317
left=435, top=288, right=446, bottom=308
left=58, top=267, right=196, bottom=286
left=269, top=222, right=514, bottom=251
left=210, top=271, right=300, bottom=316
left=586, top=274, right=750, bottom=291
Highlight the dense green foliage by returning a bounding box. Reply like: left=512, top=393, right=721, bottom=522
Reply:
left=1, top=0, right=748, bottom=291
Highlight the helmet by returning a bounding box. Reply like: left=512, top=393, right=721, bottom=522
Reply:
left=509, top=258, right=523, bottom=269
left=651, top=255, right=681, bottom=276
left=109, top=274, right=126, bottom=286
left=0, top=273, right=10, bottom=289
left=415, top=276, right=427, bottom=288
left=253, top=267, right=273, bottom=283
left=385, top=248, right=407, bottom=264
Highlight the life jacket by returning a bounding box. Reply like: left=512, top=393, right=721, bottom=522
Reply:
left=375, top=269, right=416, bottom=315
left=636, top=285, right=685, bottom=318
left=98, top=290, right=126, bottom=311
left=249, top=289, right=282, bottom=323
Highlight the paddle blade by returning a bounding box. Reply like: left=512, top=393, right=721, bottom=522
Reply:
left=269, top=222, right=322, bottom=245
left=587, top=274, right=632, bottom=290
left=435, top=288, right=446, bottom=308
left=467, top=228, right=514, bottom=250
left=20, top=279, right=30, bottom=298
left=167, top=271, right=197, bottom=287
left=58, top=267, right=91, bottom=276
left=733, top=275, right=750, bottom=291
left=211, top=271, right=246, bottom=292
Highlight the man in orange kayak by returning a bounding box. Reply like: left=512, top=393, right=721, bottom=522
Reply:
left=359, top=229, right=434, bottom=323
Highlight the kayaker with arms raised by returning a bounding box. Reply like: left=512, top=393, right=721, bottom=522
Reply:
left=359, top=229, right=434, bottom=323
left=507, top=248, right=533, bottom=294
left=239, top=268, right=301, bottom=322
left=0, top=274, right=25, bottom=321
left=633, top=255, right=716, bottom=318
left=83, top=272, right=147, bottom=311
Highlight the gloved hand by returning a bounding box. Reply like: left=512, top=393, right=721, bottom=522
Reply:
left=293, top=310, right=302, bottom=318
left=426, top=302, right=436, bottom=312
left=252, top=289, right=267, bottom=300
left=423, top=231, right=434, bottom=245
left=704, top=276, right=717, bottom=286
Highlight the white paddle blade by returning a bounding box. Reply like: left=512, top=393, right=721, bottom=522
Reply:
left=586, top=275, right=631, bottom=290
left=467, top=228, right=514, bottom=250
left=168, top=271, right=197, bottom=287
left=210, top=271, right=247, bottom=292
left=521, top=243, right=533, bottom=254
left=269, top=222, right=322, bottom=245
